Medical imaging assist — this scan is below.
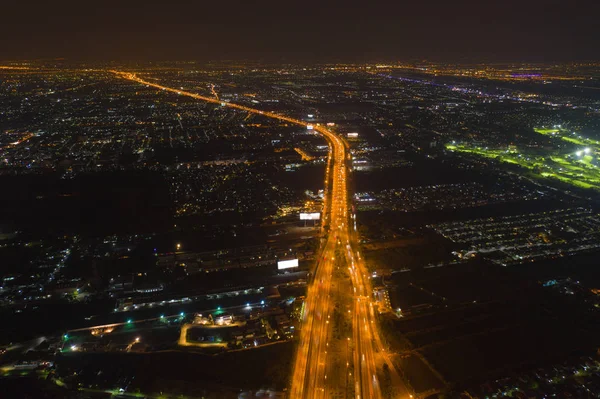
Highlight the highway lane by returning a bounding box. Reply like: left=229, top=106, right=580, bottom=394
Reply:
left=346, top=243, right=380, bottom=399
left=347, top=224, right=411, bottom=399
left=290, top=125, right=348, bottom=399
left=111, top=70, right=409, bottom=399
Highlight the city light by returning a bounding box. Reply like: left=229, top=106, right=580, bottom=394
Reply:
left=277, top=259, right=299, bottom=270
left=299, top=212, right=320, bottom=220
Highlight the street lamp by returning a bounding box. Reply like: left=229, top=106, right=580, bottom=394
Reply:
left=176, top=243, right=181, bottom=251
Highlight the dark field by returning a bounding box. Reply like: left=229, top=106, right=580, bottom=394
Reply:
left=0, top=172, right=172, bottom=236
left=386, top=261, right=600, bottom=386
left=55, top=341, right=295, bottom=395
left=353, top=159, right=481, bottom=191
left=394, top=354, right=445, bottom=393
left=362, top=233, right=455, bottom=270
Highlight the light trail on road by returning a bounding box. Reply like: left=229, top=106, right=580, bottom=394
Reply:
left=110, top=69, right=409, bottom=399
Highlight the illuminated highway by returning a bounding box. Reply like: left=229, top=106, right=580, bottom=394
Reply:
left=111, top=70, right=409, bottom=399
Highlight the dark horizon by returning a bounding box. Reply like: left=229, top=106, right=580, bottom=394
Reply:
left=3, top=0, right=599, bottom=63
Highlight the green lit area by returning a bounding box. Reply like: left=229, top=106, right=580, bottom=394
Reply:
left=534, top=127, right=600, bottom=147
left=534, top=128, right=560, bottom=134
left=446, top=135, right=600, bottom=190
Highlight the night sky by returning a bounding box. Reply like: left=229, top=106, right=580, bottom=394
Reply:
left=3, top=0, right=599, bottom=62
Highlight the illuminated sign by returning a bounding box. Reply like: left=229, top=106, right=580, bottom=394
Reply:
left=306, top=124, right=314, bottom=130
left=326, top=122, right=335, bottom=126
left=300, top=212, right=320, bottom=220
left=347, top=132, right=359, bottom=138
left=278, top=259, right=299, bottom=270
left=307, top=114, right=314, bottom=118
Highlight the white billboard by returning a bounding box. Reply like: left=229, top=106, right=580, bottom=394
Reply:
left=300, top=212, right=320, bottom=220
left=347, top=132, right=359, bottom=138
left=278, top=259, right=299, bottom=270
left=306, top=124, right=314, bottom=130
